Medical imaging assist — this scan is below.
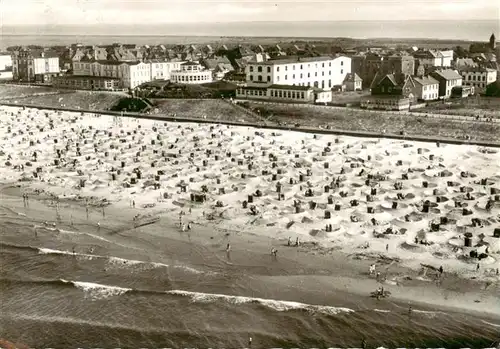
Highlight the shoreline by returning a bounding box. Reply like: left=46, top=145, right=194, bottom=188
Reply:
left=2, top=182, right=499, bottom=322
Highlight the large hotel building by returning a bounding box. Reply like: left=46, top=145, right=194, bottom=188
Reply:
left=236, top=55, right=351, bottom=103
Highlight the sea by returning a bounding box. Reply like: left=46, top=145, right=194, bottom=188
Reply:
left=0, top=191, right=499, bottom=348
left=0, top=20, right=498, bottom=48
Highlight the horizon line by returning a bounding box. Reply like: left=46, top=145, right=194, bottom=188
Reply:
left=0, top=34, right=485, bottom=43
left=3, top=19, right=498, bottom=26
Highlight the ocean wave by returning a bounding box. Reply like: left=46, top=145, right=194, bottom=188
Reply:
left=0, top=242, right=207, bottom=274
left=0, top=278, right=354, bottom=314
left=60, top=279, right=130, bottom=300
left=166, top=290, right=355, bottom=316
left=482, top=319, right=500, bottom=328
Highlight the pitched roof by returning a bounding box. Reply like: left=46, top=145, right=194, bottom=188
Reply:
left=413, top=76, right=439, bottom=86
left=255, top=55, right=345, bottom=66
left=431, top=69, right=462, bottom=80
left=371, top=73, right=411, bottom=89
left=344, top=73, right=362, bottom=82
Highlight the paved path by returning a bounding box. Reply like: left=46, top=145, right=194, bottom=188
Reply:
left=1, top=101, right=499, bottom=148
left=239, top=99, right=500, bottom=124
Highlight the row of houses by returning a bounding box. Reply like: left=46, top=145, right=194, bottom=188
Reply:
left=55, top=60, right=213, bottom=90
left=361, top=69, right=468, bottom=111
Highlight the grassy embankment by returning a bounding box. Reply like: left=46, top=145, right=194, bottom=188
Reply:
left=1, top=85, right=499, bottom=143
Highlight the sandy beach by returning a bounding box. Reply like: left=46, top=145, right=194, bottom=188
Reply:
left=1, top=105, right=499, bottom=347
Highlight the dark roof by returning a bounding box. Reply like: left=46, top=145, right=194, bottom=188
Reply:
left=79, top=60, right=141, bottom=66
left=268, top=84, right=312, bottom=91
left=256, top=55, right=345, bottom=65
left=181, top=61, right=200, bottom=66
left=459, top=66, right=496, bottom=73
left=240, top=86, right=268, bottom=91
left=344, top=73, right=362, bottom=82
left=371, top=73, right=409, bottom=89
left=30, top=50, right=59, bottom=59
left=55, top=75, right=120, bottom=81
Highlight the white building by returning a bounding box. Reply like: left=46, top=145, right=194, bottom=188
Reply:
left=413, top=76, right=439, bottom=101
left=414, top=49, right=453, bottom=68
left=72, top=60, right=151, bottom=89
left=430, top=69, right=463, bottom=99
left=0, top=53, right=13, bottom=80
left=12, top=50, right=60, bottom=82
left=170, top=62, right=212, bottom=84
left=148, top=59, right=184, bottom=80
left=236, top=84, right=332, bottom=103
left=244, top=55, right=351, bottom=91
left=0, top=53, right=12, bottom=71
left=460, top=67, right=497, bottom=90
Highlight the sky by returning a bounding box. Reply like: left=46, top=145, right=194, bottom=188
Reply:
left=1, top=0, right=499, bottom=26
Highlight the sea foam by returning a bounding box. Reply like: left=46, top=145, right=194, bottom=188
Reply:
left=166, top=290, right=354, bottom=315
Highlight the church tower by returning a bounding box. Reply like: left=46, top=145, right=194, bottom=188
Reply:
left=490, top=33, right=496, bottom=50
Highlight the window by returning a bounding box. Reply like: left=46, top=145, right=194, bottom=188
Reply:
left=285, top=66, right=288, bottom=71
left=258, top=75, right=262, bottom=81
left=277, top=67, right=280, bottom=72
left=300, top=73, right=303, bottom=78
left=341, top=69, right=343, bottom=74
left=293, top=74, right=295, bottom=79
left=250, top=75, right=253, bottom=81
left=249, top=66, right=254, bottom=72
left=329, top=71, right=331, bottom=75
left=285, top=75, right=287, bottom=80
left=301, top=92, right=305, bottom=99
left=257, top=66, right=262, bottom=72
left=328, top=80, right=331, bottom=88
left=341, top=61, right=344, bottom=66
left=322, top=63, right=325, bottom=68
left=307, top=73, right=310, bottom=78
left=322, top=72, right=324, bottom=76
left=267, top=67, right=271, bottom=73
left=300, top=65, right=303, bottom=69
left=315, top=72, right=317, bottom=77
left=321, top=81, right=325, bottom=89
left=267, top=76, right=271, bottom=82
left=293, top=65, right=296, bottom=70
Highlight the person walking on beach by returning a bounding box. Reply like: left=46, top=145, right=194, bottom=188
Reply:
left=386, top=243, right=389, bottom=252
left=287, top=237, right=291, bottom=246
left=181, top=224, right=186, bottom=233
left=271, top=247, right=277, bottom=259
left=408, top=305, right=413, bottom=316
left=72, top=246, right=76, bottom=256
left=226, top=243, right=231, bottom=253
left=187, top=222, right=191, bottom=231
left=295, top=237, right=299, bottom=247
left=477, top=263, right=480, bottom=272
left=248, top=336, right=252, bottom=347
left=369, top=264, right=376, bottom=276
left=132, top=200, right=135, bottom=208
left=97, top=222, right=101, bottom=231
left=439, top=265, right=444, bottom=275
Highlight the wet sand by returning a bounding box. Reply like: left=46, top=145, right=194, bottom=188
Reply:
left=1, top=182, right=499, bottom=347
